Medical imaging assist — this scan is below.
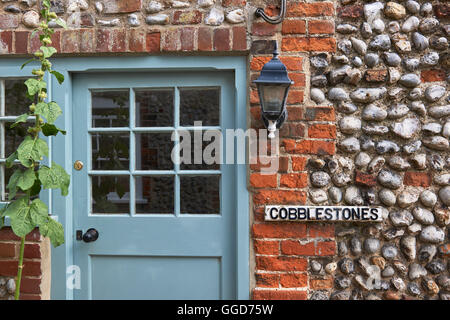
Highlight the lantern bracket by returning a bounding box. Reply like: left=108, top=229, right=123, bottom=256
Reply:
left=254, top=0, right=287, bottom=25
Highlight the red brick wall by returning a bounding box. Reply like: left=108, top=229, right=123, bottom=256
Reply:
left=0, top=0, right=339, bottom=300
left=0, top=228, right=46, bottom=300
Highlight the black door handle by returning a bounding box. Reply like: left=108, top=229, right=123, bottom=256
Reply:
left=82, top=228, right=99, bottom=243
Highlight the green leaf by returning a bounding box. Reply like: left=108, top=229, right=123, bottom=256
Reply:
left=42, top=123, right=66, bottom=136
left=40, top=46, right=57, bottom=59
left=29, top=199, right=49, bottom=226
left=21, top=58, right=36, bottom=70
left=6, top=197, right=35, bottom=237
left=5, top=151, right=18, bottom=168
left=10, top=113, right=29, bottom=129
left=17, top=136, right=49, bottom=167
left=50, top=70, right=64, bottom=84
left=16, top=168, right=37, bottom=191
left=55, top=18, right=67, bottom=29
left=24, top=78, right=46, bottom=96
left=40, top=217, right=64, bottom=247
left=6, top=170, right=21, bottom=200
left=42, top=0, right=51, bottom=9
left=35, top=102, right=62, bottom=124
left=29, top=179, right=42, bottom=197
left=38, top=162, right=70, bottom=196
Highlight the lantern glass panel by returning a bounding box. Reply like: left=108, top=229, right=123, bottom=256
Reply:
left=260, top=84, right=288, bottom=114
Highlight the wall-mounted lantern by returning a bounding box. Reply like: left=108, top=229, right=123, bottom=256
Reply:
left=253, top=43, right=293, bottom=139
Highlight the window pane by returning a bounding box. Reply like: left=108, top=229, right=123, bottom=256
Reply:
left=180, top=130, right=221, bottom=171
left=136, top=133, right=174, bottom=170
left=92, top=133, right=130, bottom=170
left=135, top=176, right=174, bottom=214
left=92, top=175, right=129, bottom=214
left=135, top=89, right=174, bottom=127
left=180, top=88, right=220, bottom=126
left=92, top=91, right=129, bottom=127
left=5, top=121, right=33, bottom=158
left=5, top=80, right=30, bottom=116
left=180, top=175, right=220, bottom=214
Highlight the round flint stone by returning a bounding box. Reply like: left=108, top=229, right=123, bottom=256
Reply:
left=339, top=258, right=354, bottom=274
left=364, top=238, right=380, bottom=254
left=390, top=209, right=414, bottom=226
left=425, top=85, right=446, bottom=102
left=378, top=170, right=402, bottom=189
left=382, top=244, right=398, bottom=259
left=311, top=171, right=331, bottom=187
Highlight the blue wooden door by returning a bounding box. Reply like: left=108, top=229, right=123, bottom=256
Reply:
left=72, top=71, right=237, bottom=299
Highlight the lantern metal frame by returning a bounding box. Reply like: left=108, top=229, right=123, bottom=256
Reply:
left=255, top=0, right=287, bottom=25
left=253, top=43, right=293, bottom=139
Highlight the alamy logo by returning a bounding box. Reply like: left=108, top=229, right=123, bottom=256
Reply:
left=171, top=121, right=280, bottom=174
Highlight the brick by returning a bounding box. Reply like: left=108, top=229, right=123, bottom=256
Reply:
left=308, top=124, right=336, bottom=139
left=282, top=37, right=336, bottom=52
left=250, top=57, right=272, bottom=71
left=286, top=106, right=303, bottom=120
left=0, top=228, right=41, bottom=242
left=281, top=57, right=303, bottom=71
left=173, top=10, right=202, bottom=25
left=280, top=273, right=308, bottom=288
left=404, top=172, right=432, bottom=187
left=253, top=289, right=307, bottom=300
left=146, top=31, right=161, bottom=52
left=19, top=294, right=41, bottom=300
left=251, top=40, right=275, bottom=55
left=434, top=4, right=450, bottom=18
left=304, top=106, right=335, bottom=121
left=253, top=223, right=307, bottom=239
left=289, top=73, right=306, bottom=87
left=249, top=173, right=277, bottom=188
left=256, top=256, right=308, bottom=271
left=316, top=241, right=336, bottom=256
left=232, top=26, right=247, bottom=51
left=254, top=240, right=279, bottom=255
left=255, top=273, right=279, bottom=288
left=281, top=240, right=315, bottom=255
left=213, top=28, right=230, bottom=51
left=0, top=260, right=41, bottom=277
left=292, top=157, right=307, bottom=171
left=20, top=277, right=41, bottom=294
left=61, top=30, right=80, bottom=53
left=51, top=31, right=61, bottom=53
left=365, top=69, right=388, bottom=83
left=180, top=27, right=195, bottom=51
left=252, top=22, right=278, bottom=36
left=309, top=20, right=335, bottom=34
left=30, top=32, right=42, bottom=53
left=287, top=123, right=305, bottom=137
left=79, top=13, right=95, bottom=27
left=24, top=244, right=41, bottom=259
left=162, top=29, right=178, bottom=51
left=14, top=31, right=29, bottom=54
left=249, top=156, right=282, bottom=172
left=111, top=29, right=126, bottom=52
left=284, top=139, right=335, bottom=156
left=0, top=31, right=13, bottom=54
left=253, top=189, right=307, bottom=205
left=223, top=0, right=246, bottom=6
left=129, top=29, right=146, bottom=52
left=421, top=69, right=446, bottom=82
left=0, top=243, right=16, bottom=257
left=287, top=90, right=304, bottom=104
left=337, top=5, right=364, bottom=19
left=308, top=224, right=334, bottom=238
left=280, top=173, right=308, bottom=188
left=198, top=27, right=212, bottom=51
left=287, top=2, right=334, bottom=17
left=355, top=171, right=377, bottom=187
left=310, top=278, right=333, bottom=290
left=282, top=20, right=306, bottom=34
left=102, top=0, right=142, bottom=13
left=96, top=29, right=109, bottom=52
left=0, top=14, right=19, bottom=29
left=438, top=244, right=450, bottom=258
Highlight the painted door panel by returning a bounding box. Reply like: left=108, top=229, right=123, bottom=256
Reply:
left=72, top=71, right=236, bottom=300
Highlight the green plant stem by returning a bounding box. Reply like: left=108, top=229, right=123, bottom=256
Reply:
left=14, top=236, right=26, bottom=300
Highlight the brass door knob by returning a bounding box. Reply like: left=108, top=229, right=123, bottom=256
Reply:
left=74, top=160, right=84, bottom=171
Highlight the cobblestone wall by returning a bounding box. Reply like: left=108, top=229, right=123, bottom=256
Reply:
left=0, top=0, right=448, bottom=300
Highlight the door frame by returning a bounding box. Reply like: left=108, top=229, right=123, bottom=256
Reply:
left=0, top=56, right=250, bottom=300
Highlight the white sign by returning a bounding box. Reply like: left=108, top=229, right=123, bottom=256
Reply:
left=265, top=206, right=383, bottom=222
